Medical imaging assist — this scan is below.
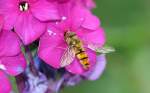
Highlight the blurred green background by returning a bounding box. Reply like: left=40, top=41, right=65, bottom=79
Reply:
left=62, top=0, right=150, bottom=93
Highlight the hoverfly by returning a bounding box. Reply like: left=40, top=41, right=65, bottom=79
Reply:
left=60, top=31, right=115, bottom=70
left=60, top=31, right=90, bottom=70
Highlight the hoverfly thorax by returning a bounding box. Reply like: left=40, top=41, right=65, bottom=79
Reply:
left=64, top=31, right=77, bottom=46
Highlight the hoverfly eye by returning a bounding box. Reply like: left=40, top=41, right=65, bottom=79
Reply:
left=19, top=1, right=29, bottom=11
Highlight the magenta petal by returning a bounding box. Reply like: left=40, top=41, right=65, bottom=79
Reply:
left=38, top=26, right=66, bottom=68
left=81, top=28, right=106, bottom=47
left=0, top=16, right=4, bottom=30
left=81, top=10, right=100, bottom=30
left=65, top=49, right=96, bottom=75
left=70, top=5, right=86, bottom=30
left=31, top=0, right=60, bottom=21
left=3, top=11, right=19, bottom=30
left=1, top=53, right=26, bottom=76
left=0, top=71, right=12, bottom=93
left=65, top=58, right=83, bottom=74
left=58, top=1, right=72, bottom=17
left=38, top=46, right=65, bottom=69
left=70, top=5, right=99, bottom=30
left=0, top=0, right=19, bottom=30
left=14, top=14, right=46, bottom=45
left=84, top=0, right=96, bottom=9
left=57, top=0, right=70, bottom=3
left=83, top=54, right=106, bottom=80
left=0, top=30, right=21, bottom=57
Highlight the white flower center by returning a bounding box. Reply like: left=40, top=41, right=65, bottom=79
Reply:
left=19, top=1, right=29, bottom=11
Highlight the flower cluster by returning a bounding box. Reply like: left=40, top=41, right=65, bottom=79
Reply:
left=0, top=0, right=108, bottom=93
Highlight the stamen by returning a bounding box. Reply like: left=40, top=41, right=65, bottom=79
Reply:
left=19, top=1, right=29, bottom=11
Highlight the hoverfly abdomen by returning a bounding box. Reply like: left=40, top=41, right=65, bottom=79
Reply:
left=76, top=51, right=90, bottom=70
left=80, top=59, right=90, bottom=70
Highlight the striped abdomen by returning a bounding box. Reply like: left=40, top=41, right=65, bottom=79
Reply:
left=74, top=46, right=90, bottom=70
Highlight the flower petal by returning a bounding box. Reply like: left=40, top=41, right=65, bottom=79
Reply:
left=58, top=1, right=72, bottom=17
left=14, top=13, right=46, bottom=45
left=0, top=71, right=12, bottom=93
left=38, top=25, right=66, bottom=68
left=83, top=0, right=96, bottom=9
left=78, top=27, right=106, bottom=47
left=81, top=10, right=100, bottom=30
left=65, top=75, right=82, bottom=86
left=68, top=5, right=100, bottom=30
left=70, top=5, right=86, bottom=30
left=58, top=4, right=98, bottom=30
left=57, top=0, right=70, bottom=3
left=0, top=30, right=21, bottom=57
left=3, top=11, right=19, bottom=30
left=0, top=15, right=4, bottom=31
left=65, top=48, right=96, bottom=75
left=83, top=54, right=106, bottom=80
left=59, top=4, right=86, bottom=30
left=31, top=0, right=60, bottom=21
left=0, top=0, right=19, bottom=29
left=1, top=53, right=26, bottom=76
left=38, top=47, right=64, bottom=69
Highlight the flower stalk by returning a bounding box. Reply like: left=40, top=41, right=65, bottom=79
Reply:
left=15, top=73, right=27, bottom=93
left=24, top=46, right=39, bottom=76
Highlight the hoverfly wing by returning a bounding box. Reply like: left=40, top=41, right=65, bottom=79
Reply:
left=88, top=44, right=115, bottom=54
left=60, top=47, right=75, bottom=67
left=96, top=47, right=115, bottom=54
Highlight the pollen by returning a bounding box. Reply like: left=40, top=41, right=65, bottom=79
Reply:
left=19, top=1, right=29, bottom=11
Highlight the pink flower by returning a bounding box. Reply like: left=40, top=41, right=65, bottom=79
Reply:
left=0, top=30, right=27, bottom=93
left=0, top=0, right=60, bottom=45
left=38, top=5, right=105, bottom=74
